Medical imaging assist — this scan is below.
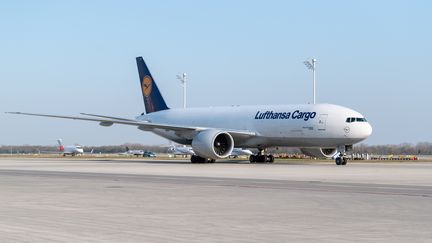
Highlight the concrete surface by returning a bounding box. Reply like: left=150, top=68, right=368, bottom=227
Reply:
left=0, top=158, right=431, bottom=242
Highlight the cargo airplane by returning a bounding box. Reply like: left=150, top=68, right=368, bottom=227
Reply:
left=7, top=57, right=372, bottom=165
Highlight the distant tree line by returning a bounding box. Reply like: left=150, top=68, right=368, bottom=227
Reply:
left=0, top=143, right=170, bottom=154
left=352, top=142, right=432, bottom=155
left=1, top=142, right=431, bottom=155
left=267, top=142, right=432, bottom=155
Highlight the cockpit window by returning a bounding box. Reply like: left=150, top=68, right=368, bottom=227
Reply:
left=346, top=117, right=367, bottom=123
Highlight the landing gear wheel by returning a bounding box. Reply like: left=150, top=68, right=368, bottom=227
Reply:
left=341, top=157, right=347, bottom=165
left=251, top=149, right=274, bottom=163
left=191, top=155, right=215, bottom=163
left=257, top=155, right=266, bottom=163
left=335, top=145, right=350, bottom=166
left=267, top=155, right=275, bottom=163
left=191, top=155, right=204, bottom=163
left=335, top=155, right=348, bottom=165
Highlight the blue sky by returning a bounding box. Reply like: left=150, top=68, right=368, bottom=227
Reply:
left=1, top=1, right=431, bottom=146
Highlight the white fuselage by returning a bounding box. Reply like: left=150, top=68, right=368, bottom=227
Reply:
left=62, top=146, right=84, bottom=155
left=170, top=146, right=195, bottom=155
left=230, top=148, right=254, bottom=156
left=138, top=103, right=372, bottom=149
left=170, top=146, right=252, bottom=156
left=126, top=150, right=145, bottom=156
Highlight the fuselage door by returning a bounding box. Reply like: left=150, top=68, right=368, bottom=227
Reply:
left=317, top=114, right=328, bottom=131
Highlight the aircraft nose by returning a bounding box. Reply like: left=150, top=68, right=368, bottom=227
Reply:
left=363, top=122, right=373, bottom=138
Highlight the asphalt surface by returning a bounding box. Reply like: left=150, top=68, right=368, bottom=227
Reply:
left=0, top=158, right=431, bottom=242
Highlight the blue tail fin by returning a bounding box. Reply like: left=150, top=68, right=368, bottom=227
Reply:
left=136, top=57, right=169, bottom=114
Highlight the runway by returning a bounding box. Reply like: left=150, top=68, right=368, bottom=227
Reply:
left=1, top=158, right=431, bottom=242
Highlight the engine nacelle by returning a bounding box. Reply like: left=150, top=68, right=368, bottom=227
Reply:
left=192, top=130, right=234, bottom=159
left=300, top=148, right=338, bottom=158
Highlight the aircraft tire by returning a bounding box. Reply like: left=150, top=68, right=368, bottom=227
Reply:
left=335, top=157, right=342, bottom=165
left=249, top=155, right=256, bottom=163
left=257, top=155, right=266, bottom=163
left=191, top=155, right=211, bottom=163
left=191, top=155, right=201, bottom=163
left=342, top=158, right=347, bottom=165
left=268, top=155, right=275, bottom=163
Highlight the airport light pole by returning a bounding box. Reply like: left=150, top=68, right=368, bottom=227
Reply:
left=176, top=73, right=188, bottom=151
left=176, top=73, right=187, bottom=108
left=304, top=58, right=317, bottom=104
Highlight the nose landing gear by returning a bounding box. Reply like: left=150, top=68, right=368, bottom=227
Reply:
left=335, top=145, right=350, bottom=165
left=335, top=155, right=347, bottom=165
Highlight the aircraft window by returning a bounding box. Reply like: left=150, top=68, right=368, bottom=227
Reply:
left=347, top=117, right=368, bottom=123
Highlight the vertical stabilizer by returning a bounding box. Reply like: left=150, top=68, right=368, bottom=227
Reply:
left=136, top=57, right=169, bottom=114
left=57, top=139, right=64, bottom=151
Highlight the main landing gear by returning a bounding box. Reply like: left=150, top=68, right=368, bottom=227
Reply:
left=249, top=149, right=274, bottom=163
left=190, top=155, right=215, bottom=164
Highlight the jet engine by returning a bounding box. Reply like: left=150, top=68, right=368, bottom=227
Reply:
left=300, top=148, right=338, bottom=158
left=191, top=130, right=234, bottom=159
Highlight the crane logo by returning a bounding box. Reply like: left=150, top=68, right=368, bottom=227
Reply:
left=142, top=76, right=153, bottom=97
left=344, top=126, right=350, bottom=133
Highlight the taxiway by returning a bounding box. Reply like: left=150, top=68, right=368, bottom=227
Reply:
left=0, top=158, right=431, bottom=242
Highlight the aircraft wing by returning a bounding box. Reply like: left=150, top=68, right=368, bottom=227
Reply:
left=79, top=113, right=138, bottom=121
left=6, top=112, right=257, bottom=140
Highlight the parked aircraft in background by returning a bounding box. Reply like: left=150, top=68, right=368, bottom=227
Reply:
left=7, top=57, right=372, bottom=165
left=57, top=139, right=84, bottom=156
left=121, top=146, right=144, bottom=157
left=230, top=148, right=254, bottom=158
left=119, top=147, right=157, bottom=157
left=168, top=145, right=195, bottom=156
left=168, top=144, right=252, bottom=158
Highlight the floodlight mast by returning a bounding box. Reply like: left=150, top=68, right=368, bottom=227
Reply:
left=176, top=73, right=187, bottom=108
left=303, top=58, right=317, bottom=104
